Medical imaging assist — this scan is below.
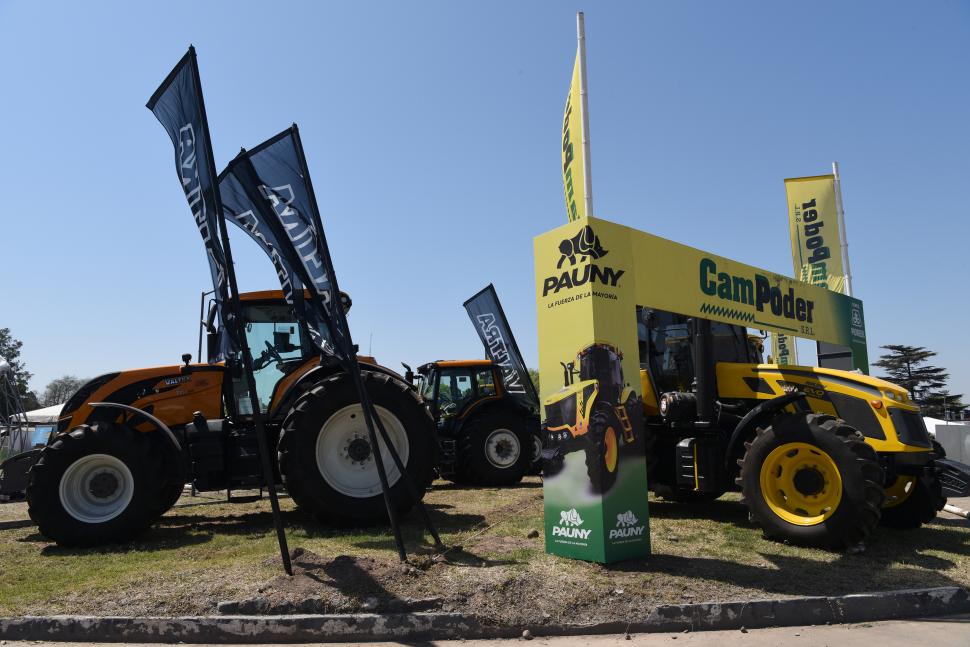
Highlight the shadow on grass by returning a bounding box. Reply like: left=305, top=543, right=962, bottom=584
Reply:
left=431, top=480, right=543, bottom=492
left=610, top=500, right=970, bottom=598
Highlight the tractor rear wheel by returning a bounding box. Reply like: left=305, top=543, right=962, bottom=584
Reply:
left=278, top=370, right=436, bottom=525
left=26, top=422, right=162, bottom=546
left=738, top=412, right=884, bottom=548
left=585, top=409, right=620, bottom=494
left=455, top=411, right=531, bottom=486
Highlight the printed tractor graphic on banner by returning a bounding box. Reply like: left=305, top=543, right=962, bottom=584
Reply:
left=542, top=343, right=642, bottom=493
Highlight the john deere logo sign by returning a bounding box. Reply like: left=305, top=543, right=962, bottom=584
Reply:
left=543, top=225, right=624, bottom=297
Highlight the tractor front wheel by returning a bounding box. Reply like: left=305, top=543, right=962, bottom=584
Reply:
left=585, top=409, right=620, bottom=494
left=26, top=422, right=162, bottom=546
left=879, top=475, right=944, bottom=529
left=738, top=412, right=884, bottom=548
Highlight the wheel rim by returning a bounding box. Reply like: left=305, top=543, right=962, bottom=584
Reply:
left=58, top=454, right=135, bottom=524
left=604, top=426, right=618, bottom=473
left=759, top=442, right=843, bottom=526
left=883, top=475, right=916, bottom=508
left=315, top=404, right=410, bottom=498
left=484, top=429, right=521, bottom=469
left=531, top=434, right=543, bottom=464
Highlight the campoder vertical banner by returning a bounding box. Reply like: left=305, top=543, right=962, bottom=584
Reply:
left=771, top=332, right=798, bottom=366
left=562, top=49, right=587, bottom=223
left=147, top=46, right=237, bottom=360
left=785, top=175, right=847, bottom=294
left=463, top=285, right=539, bottom=411
left=218, top=127, right=341, bottom=358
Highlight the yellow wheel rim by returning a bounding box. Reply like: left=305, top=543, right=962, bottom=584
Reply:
left=883, top=476, right=916, bottom=509
left=759, top=442, right=843, bottom=526
left=604, top=426, right=618, bottom=473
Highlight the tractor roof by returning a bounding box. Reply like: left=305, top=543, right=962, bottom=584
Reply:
left=416, top=359, right=493, bottom=374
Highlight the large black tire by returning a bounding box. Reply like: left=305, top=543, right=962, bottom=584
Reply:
left=454, top=411, right=531, bottom=486
left=879, top=476, right=944, bottom=529
left=880, top=440, right=946, bottom=529
left=147, top=434, right=187, bottom=520
left=738, top=412, right=885, bottom=548
left=278, top=370, right=436, bottom=525
left=26, top=422, right=163, bottom=547
left=585, top=409, right=620, bottom=494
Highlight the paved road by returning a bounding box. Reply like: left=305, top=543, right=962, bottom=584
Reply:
left=4, top=615, right=970, bottom=647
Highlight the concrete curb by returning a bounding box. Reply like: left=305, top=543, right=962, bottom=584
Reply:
left=0, top=586, right=967, bottom=643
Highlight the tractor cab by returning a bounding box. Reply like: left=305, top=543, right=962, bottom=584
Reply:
left=637, top=306, right=762, bottom=395
left=414, top=360, right=502, bottom=432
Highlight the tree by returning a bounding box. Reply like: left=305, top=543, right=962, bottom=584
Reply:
left=919, top=390, right=967, bottom=420
left=873, top=345, right=952, bottom=412
left=0, top=327, right=33, bottom=418
left=41, top=375, right=87, bottom=407
left=528, top=368, right=540, bottom=395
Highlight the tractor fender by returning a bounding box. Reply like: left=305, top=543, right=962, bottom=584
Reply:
left=272, top=360, right=413, bottom=420
left=86, top=402, right=182, bottom=452
left=723, top=391, right=807, bottom=472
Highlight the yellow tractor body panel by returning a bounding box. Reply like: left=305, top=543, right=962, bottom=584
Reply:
left=639, top=369, right=660, bottom=416
left=543, top=378, right=599, bottom=440
left=716, top=362, right=928, bottom=454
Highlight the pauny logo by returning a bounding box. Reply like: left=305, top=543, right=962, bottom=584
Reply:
left=609, top=509, right=646, bottom=540
left=557, top=225, right=608, bottom=268
left=553, top=508, right=591, bottom=540
left=543, top=225, right=623, bottom=297
left=475, top=313, right=526, bottom=395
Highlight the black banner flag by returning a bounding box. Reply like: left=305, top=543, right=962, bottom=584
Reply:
left=146, top=46, right=237, bottom=360
left=464, top=285, right=539, bottom=411
left=218, top=127, right=341, bottom=357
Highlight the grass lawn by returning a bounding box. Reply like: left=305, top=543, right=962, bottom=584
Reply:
left=0, top=479, right=968, bottom=626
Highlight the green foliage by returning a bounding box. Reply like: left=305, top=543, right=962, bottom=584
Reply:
left=0, top=327, right=35, bottom=417
left=528, top=367, right=540, bottom=395
left=41, top=375, right=87, bottom=407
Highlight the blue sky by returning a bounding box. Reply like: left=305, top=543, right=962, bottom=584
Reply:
left=1, top=1, right=968, bottom=401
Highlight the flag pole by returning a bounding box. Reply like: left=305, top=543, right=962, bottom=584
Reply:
left=577, top=11, right=594, bottom=218
left=188, top=47, right=292, bottom=576
left=832, top=161, right=853, bottom=297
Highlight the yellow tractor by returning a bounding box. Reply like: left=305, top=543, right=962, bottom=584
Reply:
left=638, top=307, right=970, bottom=547
left=11, top=290, right=436, bottom=547
left=542, top=343, right=641, bottom=493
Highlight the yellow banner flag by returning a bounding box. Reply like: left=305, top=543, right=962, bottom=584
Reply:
left=562, top=50, right=586, bottom=223
left=771, top=332, right=798, bottom=365
left=785, top=175, right=847, bottom=294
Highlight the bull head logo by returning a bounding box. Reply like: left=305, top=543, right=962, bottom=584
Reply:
left=559, top=508, right=584, bottom=527
left=616, top=510, right=638, bottom=527
left=557, top=225, right=608, bottom=269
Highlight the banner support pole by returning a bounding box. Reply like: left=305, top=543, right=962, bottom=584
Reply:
left=189, top=47, right=292, bottom=576
left=577, top=11, right=594, bottom=218
left=832, top=161, right=853, bottom=297
left=289, top=125, right=444, bottom=557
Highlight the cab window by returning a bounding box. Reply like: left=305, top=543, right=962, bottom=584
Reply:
left=438, top=368, right=475, bottom=416
left=476, top=368, right=496, bottom=396
left=243, top=304, right=312, bottom=410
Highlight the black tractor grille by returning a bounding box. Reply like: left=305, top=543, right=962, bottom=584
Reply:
left=889, top=408, right=932, bottom=448
left=544, top=396, right=575, bottom=429
left=829, top=392, right=884, bottom=440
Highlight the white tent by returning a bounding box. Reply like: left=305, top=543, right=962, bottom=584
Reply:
left=24, top=403, right=63, bottom=424
left=926, top=417, right=970, bottom=464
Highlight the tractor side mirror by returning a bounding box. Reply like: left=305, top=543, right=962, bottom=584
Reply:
left=274, top=331, right=296, bottom=353
left=206, top=331, right=220, bottom=363
left=402, top=363, right=414, bottom=384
